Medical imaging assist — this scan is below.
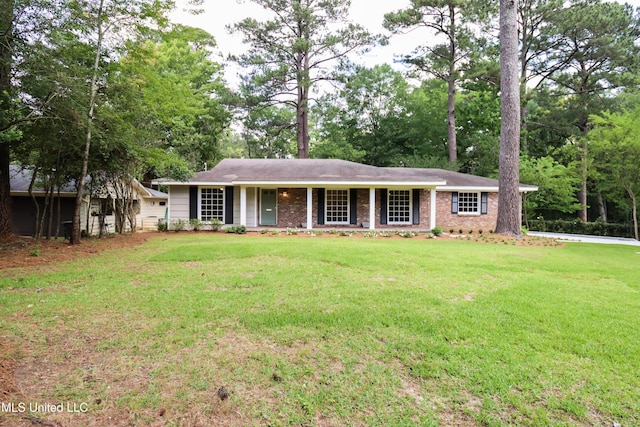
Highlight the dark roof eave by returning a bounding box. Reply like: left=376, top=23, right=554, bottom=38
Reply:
left=159, top=180, right=447, bottom=187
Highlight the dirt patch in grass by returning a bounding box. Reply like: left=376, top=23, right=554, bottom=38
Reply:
left=0, top=232, right=153, bottom=270
left=0, top=341, right=20, bottom=399
left=0, top=340, right=31, bottom=427
left=5, top=329, right=271, bottom=426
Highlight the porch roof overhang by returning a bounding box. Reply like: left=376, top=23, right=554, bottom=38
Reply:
left=176, top=180, right=446, bottom=188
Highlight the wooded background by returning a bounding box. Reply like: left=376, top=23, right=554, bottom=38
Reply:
left=2, top=0, right=639, bottom=240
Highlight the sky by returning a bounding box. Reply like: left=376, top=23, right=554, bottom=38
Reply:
left=170, top=0, right=640, bottom=86
left=170, top=0, right=419, bottom=84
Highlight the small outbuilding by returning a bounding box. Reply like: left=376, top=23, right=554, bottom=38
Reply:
left=9, top=165, right=168, bottom=236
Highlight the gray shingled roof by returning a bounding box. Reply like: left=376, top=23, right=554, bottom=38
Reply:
left=9, top=165, right=79, bottom=193
left=144, top=187, right=168, bottom=198
left=10, top=165, right=169, bottom=198
left=186, top=159, right=445, bottom=184
left=160, top=159, right=536, bottom=191
left=399, top=168, right=519, bottom=188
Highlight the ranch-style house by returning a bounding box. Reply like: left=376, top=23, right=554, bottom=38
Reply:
left=156, top=158, right=537, bottom=231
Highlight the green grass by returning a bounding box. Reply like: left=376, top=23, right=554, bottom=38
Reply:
left=1, top=234, right=639, bottom=426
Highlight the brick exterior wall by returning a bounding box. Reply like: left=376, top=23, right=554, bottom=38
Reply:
left=435, top=191, right=499, bottom=232
left=420, top=189, right=432, bottom=227
left=276, top=188, right=307, bottom=228
left=267, top=187, right=501, bottom=231
left=357, top=189, right=370, bottom=225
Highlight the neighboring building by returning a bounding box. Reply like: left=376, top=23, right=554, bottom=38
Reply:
left=139, top=187, right=169, bottom=231
left=9, top=165, right=167, bottom=236
left=155, top=159, right=537, bottom=231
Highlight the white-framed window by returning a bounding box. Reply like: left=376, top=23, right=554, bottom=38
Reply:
left=201, top=187, right=224, bottom=221
left=388, top=190, right=411, bottom=223
left=458, top=192, right=480, bottom=214
left=325, top=189, right=349, bottom=223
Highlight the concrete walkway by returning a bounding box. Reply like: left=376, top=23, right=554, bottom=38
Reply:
left=528, top=231, right=640, bottom=246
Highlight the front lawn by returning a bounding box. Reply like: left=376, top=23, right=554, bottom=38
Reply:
left=1, top=233, right=638, bottom=426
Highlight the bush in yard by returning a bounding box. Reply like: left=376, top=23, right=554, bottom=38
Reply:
left=397, top=231, right=417, bottom=238
left=171, top=219, right=187, bottom=231
left=528, top=219, right=633, bottom=238
left=210, top=219, right=222, bottom=231
left=189, top=219, right=204, bottom=231
left=431, top=226, right=443, bottom=237
left=225, top=225, right=247, bottom=234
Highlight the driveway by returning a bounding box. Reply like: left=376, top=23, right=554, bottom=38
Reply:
left=528, top=231, right=640, bottom=246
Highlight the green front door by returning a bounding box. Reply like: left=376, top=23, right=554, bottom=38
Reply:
left=261, top=189, right=277, bottom=226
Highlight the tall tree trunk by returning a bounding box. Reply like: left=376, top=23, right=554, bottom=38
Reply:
left=297, top=90, right=309, bottom=159
left=628, top=188, right=638, bottom=241
left=447, top=4, right=457, bottom=166
left=42, top=184, right=52, bottom=239
left=523, top=192, right=529, bottom=230
left=577, top=138, right=588, bottom=221
left=85, top=178, right=93, bottom=234
left=294, top=9, right=310, bottom=160
left=496, top=0, right=522, bottom=238
left=447, top=76, right=457, bottom=165
left=519, top=55, right=528, bottom=154
left=123, top=180, right=136, bottom=232
left=28, top=167, right=41, bottom=238
left=296, top=45, right=310, bottom=159
left=518, top=3, right=531, bottom=155
left=0, top=144, right=11, bottom=238
left=597, top=192, right=607, bottom=222
left=71, top=0, right=105, bottom=244
left=55, top=187, right=61, bottom=238
left=0, top=0, right=14, bottom=238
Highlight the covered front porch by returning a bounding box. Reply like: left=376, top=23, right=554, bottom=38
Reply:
left=236, top=186, right=438, bottom=231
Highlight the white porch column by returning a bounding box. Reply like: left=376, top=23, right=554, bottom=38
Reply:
left=430, top=188, right=437, bottom=230
left=240, top=186, right=247, bottom=226
left=369, top=188, right=376, bottom=230
left=306, top=187, right=313, bottom=229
